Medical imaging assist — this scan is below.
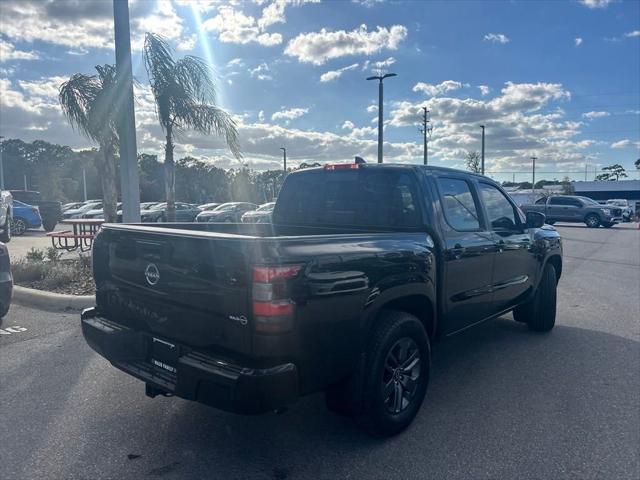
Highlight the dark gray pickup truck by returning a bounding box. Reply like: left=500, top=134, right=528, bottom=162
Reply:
left=521, top=195, right=623, bottom=228
left=81, top=164, right=562, bottom=436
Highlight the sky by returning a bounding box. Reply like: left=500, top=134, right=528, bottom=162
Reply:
left=0, top=0, right=639, bottom=183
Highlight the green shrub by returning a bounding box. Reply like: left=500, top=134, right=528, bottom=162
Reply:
left=25, top=248, right=45, bottom=263
left=45, top=247, right=63, bottom=263
left=12, top=259, right=46, bottom=282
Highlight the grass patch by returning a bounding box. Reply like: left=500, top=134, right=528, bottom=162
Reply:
left=13, top=247, right=95, bottom=295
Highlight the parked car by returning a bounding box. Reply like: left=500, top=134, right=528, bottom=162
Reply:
left=9, top=190, right=62, bottom=232
left=62, top=201, right=86, bottom=212
left=82, top=163, right=562, bottom=437
left=10, top=200, right=42, bottom=235
left=0, top=191, right=12, bottom=243
left=605, top=199, right=633, bottom=222
left=63, top=201, right=102, bottom=220
left=140, top=202, right=201, bottom=222
left=241, top=202, right=276, bottom=223
left=0, top=241, right=12, bottom=317
left=82, top=203, right=122, bottom=219
left=521, top=195, right=623, bottom=228
left=195, top=202, right=258, bottom=222
left=114, top=202, right=160, bottom=222
left=198, top=202, right=222, bottom=211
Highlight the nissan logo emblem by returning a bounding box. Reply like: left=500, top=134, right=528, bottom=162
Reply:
left=145, top=263, right=160, bottom=286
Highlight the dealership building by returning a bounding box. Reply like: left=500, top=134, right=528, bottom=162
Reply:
left=573, top=180, right=640, bottom=213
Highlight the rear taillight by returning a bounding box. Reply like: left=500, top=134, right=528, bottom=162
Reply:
left=252, top=265, right=302, bottom=333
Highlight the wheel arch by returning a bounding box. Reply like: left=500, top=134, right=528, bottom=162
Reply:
left=364, top=292, right=436, bottom=344
left=545, top=254, right=562, bottom=282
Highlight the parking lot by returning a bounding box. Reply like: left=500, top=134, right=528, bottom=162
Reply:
left=1, top=223, right=638, bottom=480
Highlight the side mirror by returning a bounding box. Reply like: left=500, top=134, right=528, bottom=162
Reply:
left=526, top=211, right=545, bottom=229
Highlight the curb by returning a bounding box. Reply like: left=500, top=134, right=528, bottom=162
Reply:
left=12, top=285, right=94, bottom=312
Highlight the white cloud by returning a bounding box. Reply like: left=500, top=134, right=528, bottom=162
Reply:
left=177, top=34, right=197, bottom=51
left=271, top=107, right=309, bottom=121
left=227, top=58, right=244, bottom=68
left=249, top=63, right=273, bottom=81
left=0, top=0, right=184, bottom=51
left=367, top=104, right=378, bottom=113
left=203, top=5, right=282, bottom=46
left=483, top=33, right=510, bottom=44
left=610, top=139, right=631, bottom=149
left=478, top=85, right=491, bottom=96
left=257, top=0, right=287, bottom=30
left=18, top=76, right=67, bottom=99
left=574, top=37, right=583, bottom=47
left=624, top=30, right=640, bottom=38
left=285, top=24, right=407, bottom=65
left=366, top=56, right=396, bottom=73
left=258, top=110, right=265, bottom=122
left=342, top=120, right=355, bottom=130
left=0, top=39, right=39, bottom=61
left=320, top=63, right=359, bottom=82
left=413, top=80, right=467, bottom=97
left=582, top=111, right=610, bottom=119
left=579, top=0, right=613, bottom=9
left=349, top=125, right=377, bottom=137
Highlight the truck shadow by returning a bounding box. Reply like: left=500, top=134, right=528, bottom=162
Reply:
left=140, top=318, right=639, bottom=479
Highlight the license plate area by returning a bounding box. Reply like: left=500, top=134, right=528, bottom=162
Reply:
left=149, top=337, right=179, bottom=375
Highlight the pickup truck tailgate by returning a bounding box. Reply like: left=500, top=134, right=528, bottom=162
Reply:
left=93, top=226, right=253, bottom=356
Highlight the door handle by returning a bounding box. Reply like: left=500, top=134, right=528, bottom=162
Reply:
left=451, top=243, right=464, bottom=260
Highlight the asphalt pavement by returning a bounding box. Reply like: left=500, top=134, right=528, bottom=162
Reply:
left=1, top=223, right=638, bottom=480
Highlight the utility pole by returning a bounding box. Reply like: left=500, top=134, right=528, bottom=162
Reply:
left=366, top=73, right=397, bottom=163
left=280, top=147, right=287, bottom=172
left=113, top=0, right=140, bottom=222
left=418, top=107, right=432, bottom=165
left=480, top=125, right=485, bottom=175
left=23, top=174, right=27, bottom=191
left=0, top=135, right=4, bottom=190
left=83, top=168, right=88, bottom=201
left=531, top=156, right=537, bottom=192
left=584, top=163, right=588, bottom=182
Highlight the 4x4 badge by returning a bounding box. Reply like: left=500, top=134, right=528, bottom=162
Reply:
left=145, top=263, right=160, bottom=286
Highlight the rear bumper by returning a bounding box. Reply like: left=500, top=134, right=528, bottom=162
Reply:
left=81, top=307, right=298, bottom=414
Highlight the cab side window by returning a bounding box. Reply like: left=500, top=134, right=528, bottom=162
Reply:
left=437, top=178, right=481, bottom=231
left=478, top=183, right=520, bottom=231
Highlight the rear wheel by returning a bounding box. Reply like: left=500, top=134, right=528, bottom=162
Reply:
left=585, top=214, right=600, bottom=228
left=42, top=218, right=58, bottom=232
left=10, top=217, right=27, bottom=236
left=513, top=263, right=557, bottom=332
left=356, top=310, right=430, bottom=437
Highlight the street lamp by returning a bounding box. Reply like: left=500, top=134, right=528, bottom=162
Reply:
left=280, top=147, right=287, bottom=172
left=366, top=73, right=397, bottom=163
left=479, top=125, right=485, bottom=175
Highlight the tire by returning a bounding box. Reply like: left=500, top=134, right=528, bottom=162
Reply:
left=585, top=213, right=600, bottom=228
left=602, top=222, right=613, bottom=228
left=0, top=300, right=10, bottom=318
left=42, top=218, right=58, bottom=232
left=0, top=215, right=11, bottom=243
left=513, top=263, right=557, bottom=332
left=10, top=217, right=27, bottom=236
left=356, top=310, right=430, bottom=437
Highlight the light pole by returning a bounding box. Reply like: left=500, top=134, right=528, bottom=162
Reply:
left=0, top=135, right=4, bottom=190
left=367, top=73, right=397, bottom=163
left=82, top=168, right=88, bottom=201
left=280, top=147, right=287, bottom=172
left=480, top=125, right=485, bottom=175
left=531, top=156, right=537, bottom=192
left=113, top=0, right=140, bottom=222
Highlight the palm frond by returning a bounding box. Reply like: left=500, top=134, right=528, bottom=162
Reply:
left=175, top=56, right=216, bottom=104
left=178, top=103, right=242, bottom=160
left=143, top=33, right=176, bottom=128
left=59, top=73, right=101, bottom=142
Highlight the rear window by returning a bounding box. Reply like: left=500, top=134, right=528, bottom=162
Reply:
left=273, top=168, right=421, bottom=228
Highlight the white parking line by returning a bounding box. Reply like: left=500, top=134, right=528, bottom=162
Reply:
left=0, top=326, right=27, bottom=335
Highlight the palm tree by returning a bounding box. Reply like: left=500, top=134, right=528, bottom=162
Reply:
left=59, top=65, right=120, bottom=222
left=143, top=33, right=241, bottom=221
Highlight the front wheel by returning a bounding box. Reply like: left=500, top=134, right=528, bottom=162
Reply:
left=585, top=214, right=600, bottom=228
left=10, top=218, right=27, bottom=236
left=357, top=310, right=430, bottom=437
left=513, top=263, right=557, bottom=332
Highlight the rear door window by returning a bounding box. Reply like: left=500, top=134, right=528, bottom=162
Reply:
left=274, top=169, right=422, bottom=228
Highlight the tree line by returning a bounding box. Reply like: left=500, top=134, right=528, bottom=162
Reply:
left=0, top=138, right=314, bottom=206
